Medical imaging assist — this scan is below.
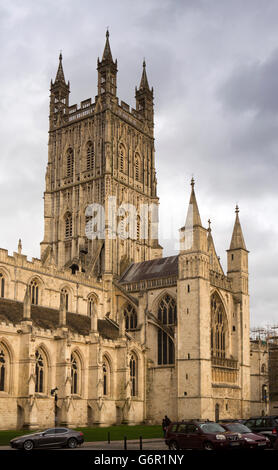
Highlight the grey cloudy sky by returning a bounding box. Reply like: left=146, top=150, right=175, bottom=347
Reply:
left=0, top=0, right=278, bottom=327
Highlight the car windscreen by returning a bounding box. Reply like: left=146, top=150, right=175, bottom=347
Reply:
left=224, top=423, right=252, bottom=433
left=199, top=423, right=226, bottom=433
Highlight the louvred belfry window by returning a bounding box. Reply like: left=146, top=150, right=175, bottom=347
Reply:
left=65, top=213, right=72, bottom=240
left=119, top=144, right=125, bottom=172
left=86, top=142, right=95, bottom=170
left=66, top=148, right=74, bottom=177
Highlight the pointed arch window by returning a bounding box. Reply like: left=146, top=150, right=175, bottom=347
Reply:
left=262, top=384, right=268, bottom=402
left=0, top=348, right=6, bottom=392
left=157, top=295, right=176, bottom=365
left=35, top=350, right=44, bottom=393
left=211, top=293, right=228, bottom=358
left=66, top=148, right=74, bottom=177
left=65, top=213, right=72, bottom=240
left=124, top=304, right=137, bottom=330
left=130, top=354, right=137, bottom=397
left=102, top=357, right=111, bottom=397
left=71, top=353, right=80, bottom=395
left=86, top=142, right=95, bottom=171
left=30, top=279, right=39, bottom=305
left=103, top=362, right=107, bottom=396
left=88, top=294, right=96, bottom=317
left=61, top=288, right=70, bottom=311
left=0, top=273, right=5, bottom=298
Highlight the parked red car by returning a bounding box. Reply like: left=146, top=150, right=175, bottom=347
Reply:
left=165, top=420, right=243, bottom=450
left=220, top=422, right=270, bottom=449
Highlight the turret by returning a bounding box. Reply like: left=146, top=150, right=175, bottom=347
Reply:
left=49, top=53, right=70, bottom=129
left=227, top=205, right=249, bottom=295
left=97, top=30, right=118, bottom=100
left=135, top=60, right=154, bottom=126
left=177, top=179, right=211, bottom=420
left=227, top=206, right=250, bottom=416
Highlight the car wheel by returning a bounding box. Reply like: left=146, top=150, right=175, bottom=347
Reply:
left=23, top=440, right=34, bottom=451
left=168, top=440, right=179, bottom=450
left=67, top=437, right=78, bottom=449
left=203, top=441, right=214, bottom=451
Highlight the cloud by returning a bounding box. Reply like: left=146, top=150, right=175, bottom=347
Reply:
left=0, top=0, right=278, bottom=326
left=218, top=49, right=278, bottom=115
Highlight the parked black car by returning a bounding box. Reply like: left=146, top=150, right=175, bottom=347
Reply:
left=165, top=420, right=243, bottom=450
left=10, top=427, right=84, bottom=450
left=243, top=416, right=278, bottom=446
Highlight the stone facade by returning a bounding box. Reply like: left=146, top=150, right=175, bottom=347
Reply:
left=0, top=33, right=268, bottom=430
left=250, top=339, right=269, bottom=416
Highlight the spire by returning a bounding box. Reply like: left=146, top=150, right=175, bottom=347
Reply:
left=139, top=59, right=150, bottom=91
left=229, top=205, right=247, bottom=250
left=55, top=52, right=66, bottom=84
left=185, top=177, right=202, bottom=228
left=97, top=30, right=117, bottom=98
left=102, top=29, right=114, bottom=62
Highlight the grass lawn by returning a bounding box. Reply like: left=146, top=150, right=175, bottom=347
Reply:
left=0, top=425, right=162, bottom=447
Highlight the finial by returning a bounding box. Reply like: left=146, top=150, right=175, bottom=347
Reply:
left=143, top=58, right=146, bottom=68
left=208, top=219, right=211, bottom=232
left=106, top=28, right=109, bottom=38
left=59, top=50, right=62, bottom=61
left=18, top=238, right=22, bottom=255
left=191, top=177, right=195, bottom=188
left=235, top=204, right=239, bottom=214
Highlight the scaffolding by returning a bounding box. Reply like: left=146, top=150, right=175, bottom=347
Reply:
left=250, top=325, right=278, bottom=344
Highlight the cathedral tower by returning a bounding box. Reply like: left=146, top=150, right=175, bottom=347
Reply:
left=40, top=33, right=162, bottom=277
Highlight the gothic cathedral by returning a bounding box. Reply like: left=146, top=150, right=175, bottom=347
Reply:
left=0, top=33, right=268, bottom=429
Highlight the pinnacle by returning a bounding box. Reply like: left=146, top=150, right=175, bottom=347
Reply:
left=102, top=29, right=114, bottom=62
left=139, top=59, right=150, bottom=91
left=229, top=205, right=247, bottom=250
left=185, top=178, right=202, bottom=228
left=55, top=52, right=66, bottom=84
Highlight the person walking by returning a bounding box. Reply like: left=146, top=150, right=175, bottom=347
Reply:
left=162, top=415, right=171, bottom=437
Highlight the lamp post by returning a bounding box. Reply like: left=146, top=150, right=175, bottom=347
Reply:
left=51, top=387, right=58, bottom=427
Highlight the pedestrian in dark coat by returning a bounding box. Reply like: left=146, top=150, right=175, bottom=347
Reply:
left=162, top=415, right=171, bottom=437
